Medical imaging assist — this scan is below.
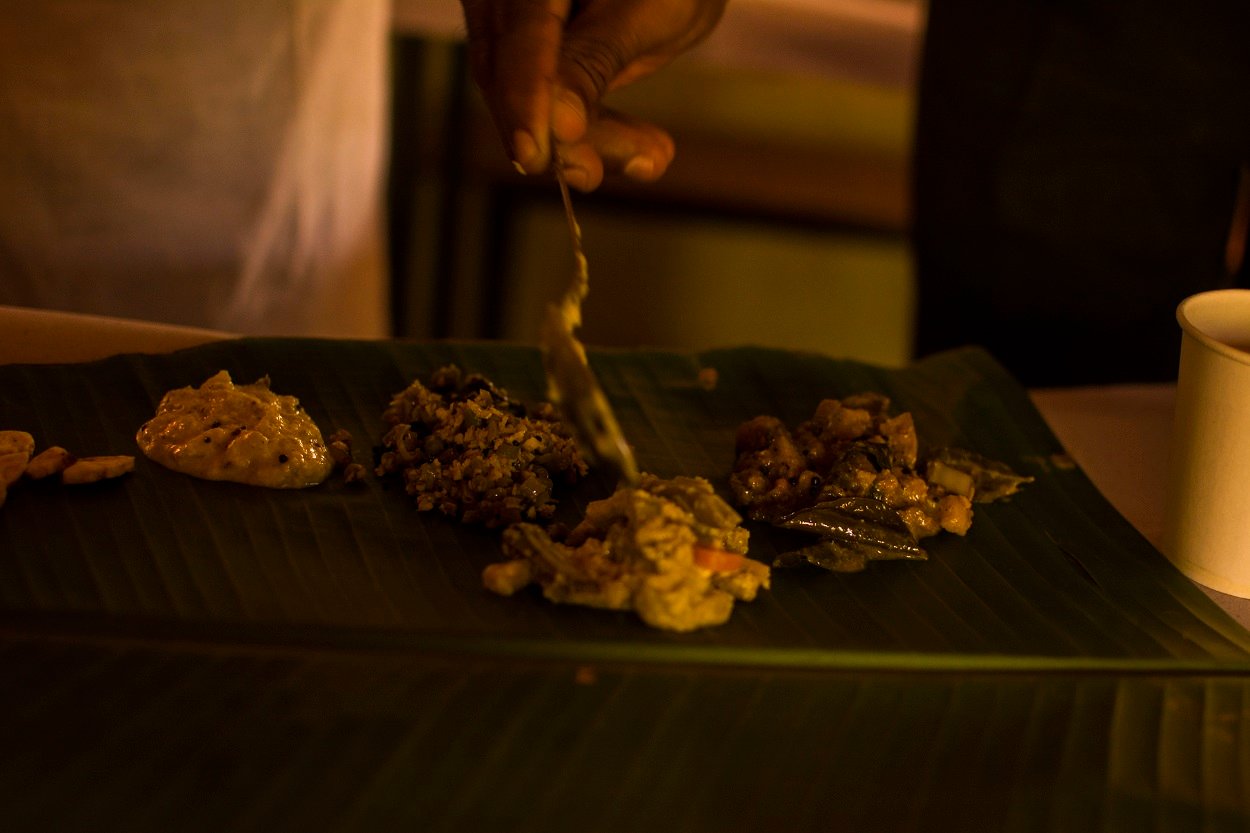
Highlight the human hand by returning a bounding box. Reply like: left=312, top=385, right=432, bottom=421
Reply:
left=459, top=0, right=728, bottom=190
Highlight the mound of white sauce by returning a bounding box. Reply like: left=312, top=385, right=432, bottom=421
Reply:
left=136, top=370, right=332, bottom=489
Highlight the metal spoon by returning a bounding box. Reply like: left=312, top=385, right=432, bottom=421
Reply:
left=539, top=156, right=640, bottom=487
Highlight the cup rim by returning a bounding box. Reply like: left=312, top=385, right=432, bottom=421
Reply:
left=1176, top=289, right=1250, bottom=367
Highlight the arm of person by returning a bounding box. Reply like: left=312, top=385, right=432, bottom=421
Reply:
left=458, top=0, right=727, bottom=190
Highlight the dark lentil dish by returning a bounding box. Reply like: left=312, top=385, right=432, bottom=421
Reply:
left=728, top=392, right=1030, bottom=572
left=375, top=365, right=587, bottom=527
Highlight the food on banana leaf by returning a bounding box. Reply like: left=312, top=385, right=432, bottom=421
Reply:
left=925, top=446, right=1036, bottom=503
left=1, top=428, right=134, bottom=509
left=0, top=430, right=37, bottom=506
left=376, top=365, right=587, bottom=528
left=774, top=496, right=927, bottom=573
left=484, top=474, right=769, bottom=631
left=728, top=392, right=1032, bottom=572
left=325, top=428, right=368, bottom=484
left=136, top=370, right=333, bottom=489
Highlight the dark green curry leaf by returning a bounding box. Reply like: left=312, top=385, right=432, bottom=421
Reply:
left=926, top=447, right=1035, bottom=503
left=775, top=496, right=925, bottom=571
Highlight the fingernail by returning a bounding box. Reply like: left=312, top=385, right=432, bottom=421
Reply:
left=512, top=129, right=540, bottom=173
left=563, top=165, right=591, bottom=191
left=624, top=155, right=655, bottom=180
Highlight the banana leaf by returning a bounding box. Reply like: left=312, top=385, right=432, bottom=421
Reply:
left=3, top=633, right=1249, bottom=833
left=2, top=339, right=1249, bottom=831
left=1, top=338, right=1244, bottom=664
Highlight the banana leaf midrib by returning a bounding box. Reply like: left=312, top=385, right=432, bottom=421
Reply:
left=9, top=608, right=1250, bottom=679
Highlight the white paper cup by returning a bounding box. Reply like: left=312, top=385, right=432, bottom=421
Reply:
left=1163, top=289, right=1250, bottom=597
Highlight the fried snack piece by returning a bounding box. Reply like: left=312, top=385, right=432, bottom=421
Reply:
left=0, top=453, right=27, bottom=489
left=61, top=455, right=136, bottom=485
left=0, top=431, right=134, bottom=508
left=0, top=456, right=24, bottom=507
left=0, top=430, right=35, bottom=459
left=0, top=432, right=35, bottom=506
left=25, top=446, right=75, bottom=480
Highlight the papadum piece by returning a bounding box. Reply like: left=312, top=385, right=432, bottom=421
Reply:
left=62, top=455, right=136, bottom=485
left=25, top=446, right=75, bottom=480
left=1, top=430, right=36, bottom=492
left=0, top=430, right=35, bottom=458
left=0, top=431, right=134, bottom=508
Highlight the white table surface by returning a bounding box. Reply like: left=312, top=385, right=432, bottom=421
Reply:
left=3, top=303, right=1247, bottom=630
left=1029, top=384, right=1250, bottom=628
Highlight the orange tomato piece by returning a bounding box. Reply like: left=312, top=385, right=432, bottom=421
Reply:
left=692, top=544, right=746, bottom=573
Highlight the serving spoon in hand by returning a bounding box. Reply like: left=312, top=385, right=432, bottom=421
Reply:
left=539, top=155, right=640, bottom=487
